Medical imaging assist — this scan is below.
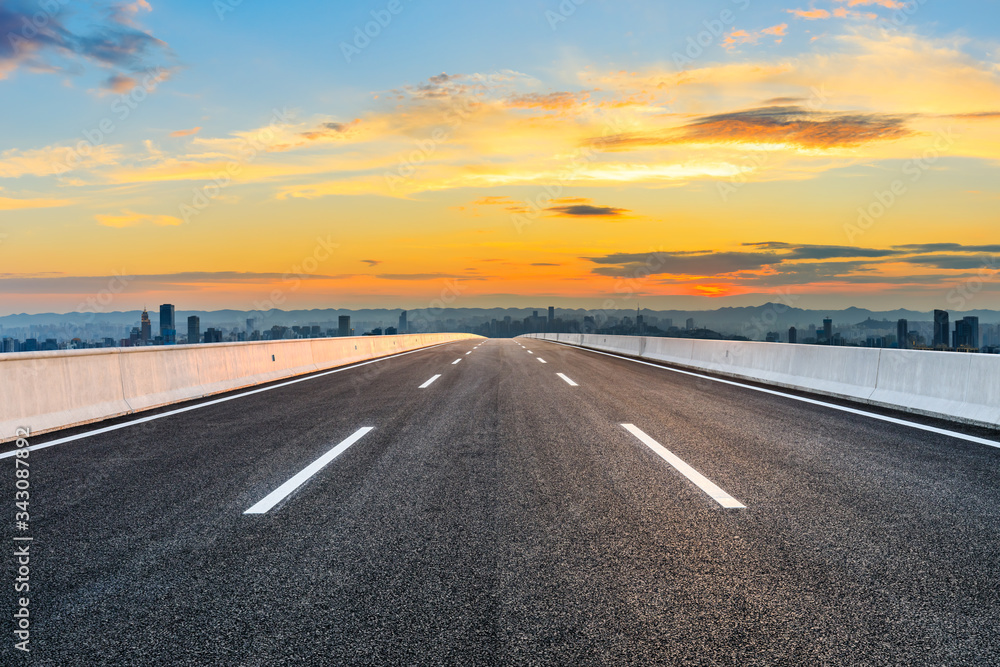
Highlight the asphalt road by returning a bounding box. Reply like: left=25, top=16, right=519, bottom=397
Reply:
left=6, top=337, right=1000, bottom=665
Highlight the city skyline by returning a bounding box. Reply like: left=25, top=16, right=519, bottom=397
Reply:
left=3, top=300, right=999, bottom=354
left=1, top=1, right=999, bottom=313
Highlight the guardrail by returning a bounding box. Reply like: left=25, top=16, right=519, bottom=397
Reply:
left=0, top=333, right=480, bottom=443
left=523, top=333, right=1000, bottom=430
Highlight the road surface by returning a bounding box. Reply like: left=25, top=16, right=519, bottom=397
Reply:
left=6, top=338, right=1000, bottom=665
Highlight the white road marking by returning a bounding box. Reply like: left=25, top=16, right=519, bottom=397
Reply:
left=245, top=427, right=374, bottom=514
left=556, top=373, right=578, bottom=386
left=621, top=424, right=745, bottom=509
left=419, top=374, right=442, bottom=388
left=452, top=359, right=462, bottom=365
left=527, top=350, right=533, bottom=354
left=466, top=351, right=472, bottom=355
left=0, top=342, right=460, bottom=459
left=544, top=340, right=1000, bottom=450
left=537, top=357, right=547, bottom=363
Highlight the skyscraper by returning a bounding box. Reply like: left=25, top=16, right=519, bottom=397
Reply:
left=954, top=316, right=980, bottom=349
left=339, top=315, right=351, bottom=337
left=788, top=326, right=797, bottom=344
left=897, top=319, right=908, bottom=350
left=187, top=316, right=200, bottom=344
left=160, top=304, right=176, bottom=345
left=398, top=310, right=407, bottom=334
left=246, top=318, right=257, bottom=335
left=140, top=308, right=152, bottom=344
left=823, top=318, right=833, bottom=343
left=686, top=317, right=695, bottom=330
left=548, top=306, right=554, bottom=325
left=964, top=316, right=979, bottom=349
left=933, top=310, right=950, bottom=348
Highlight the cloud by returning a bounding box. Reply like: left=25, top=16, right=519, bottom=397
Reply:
left=0, top=143, right=123, bottom=178
left=786, top=8, right=832, bottom=19
left=741, top=242, right=903, bottom=259
left=530, top=263, right=560, bottom=266
left=595, top=106, right=912, bottom=150
left=584, top=243, right=1000, bottom=288
left=376, top=273, right=450, bottom=280
left=0, top=1, right=173, bottom=83
left=722, top=23, right=788, bottom=51
left=892, top=243, right=1000, bottom=253
left=586, top=251, right=779, bottom=277
left=94, top=210, right=183, bottom=228
left=301, top=119, right=361, bottom=141
left=104, top=73, right=137, bottom=93
left=361, top=259, right=381, bottom=267
left=899, top=255, right=999, bottom=270
left=466, top=195, right=532, bottom=214
left=0, top=196, right=73, bottom=210
left=506, top=91, right=589, bottom=110
left=545, top=202, right=630, bottom=217
left=0, top=271, right=356, bottom=295
left=722, top=29, right=757, bottom=51
left=169, top=127, right=201, bottom=138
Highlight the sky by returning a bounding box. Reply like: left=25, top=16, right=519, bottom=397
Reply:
left=1, top=0, right=999, bottom=315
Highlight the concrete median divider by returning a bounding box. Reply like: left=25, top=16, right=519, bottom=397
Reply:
left=1, top=333, right=480, bottom=443
left=523, top=333, right=999, bottom=430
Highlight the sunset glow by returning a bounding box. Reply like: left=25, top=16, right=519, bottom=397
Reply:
left=2, top=0, right=998, bottom=313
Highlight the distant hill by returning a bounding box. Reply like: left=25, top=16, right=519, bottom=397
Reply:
left=1, top=304, right=997, bottom=333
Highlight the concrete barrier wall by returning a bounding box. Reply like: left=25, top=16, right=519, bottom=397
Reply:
left=1, top=333, right=479, bottom=442
left=0, top=348, right=134, bottom=440
left=524, top=333, right=999, bottom=429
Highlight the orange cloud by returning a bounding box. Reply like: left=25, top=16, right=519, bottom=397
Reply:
left=787, top=8, right=832, bottom=19
left=594, top=106, right=913, bottom=151
left=300, top=119, right=361, bottom=141
left=0, top=196, right=73, bottom=211
left=505, top=91, right=590, bottom=110
left=94, top=210, right=183, bottom=228
left=722, top=29, right=756, bottom=51
left=170, top=127, right=202, bottom=137
left=762, top=23, right=789, bottom=37
left=104, top=74, right=138, bottom=93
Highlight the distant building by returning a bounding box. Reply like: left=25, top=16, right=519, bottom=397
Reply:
left=686, top=317, right=695, bottom=331
left=398, top=310, right=407, bottom=334
left=765, top=331, right=780, bottom=343
left=160, top=304, right=176, bottom=345
left=897, top=319, right=908, bottom=349
left=246, top=318, right=257, bottom=335
left=338, top=315, right=351, bottom=337
left=204, top=328, right=222, bottom=343
left=788, top=326, right=797, bottom=344
left=933, top=310, right=950, bottom=348
left=822, top=318, right=833, bottom=343
left=954, top=316, right=980, bottom=349
left=187, top=316, right=200, bottom=345
left=140, top=308, right=152, bottom=344
left=548, top=306, right=555, bottom=326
